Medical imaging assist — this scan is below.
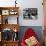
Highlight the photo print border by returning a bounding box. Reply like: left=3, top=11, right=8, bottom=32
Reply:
left=23, top=8, right=38, bottom=20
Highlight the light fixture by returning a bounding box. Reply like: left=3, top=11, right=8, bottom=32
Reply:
left=15, top=0, right=17, bottom=7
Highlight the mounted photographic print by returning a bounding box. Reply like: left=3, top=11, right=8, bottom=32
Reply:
left=23, top=8, right=38, bottom=20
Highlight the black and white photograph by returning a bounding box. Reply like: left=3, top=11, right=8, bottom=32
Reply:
left=23, top=8, right=38, bottom=20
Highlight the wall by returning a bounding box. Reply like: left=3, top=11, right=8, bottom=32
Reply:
left=17, top=0, right=44, bottom=26
left=0, top=0, right=44, bottom=26
left=0, top=0, right=15, bottom=7
left=43, top=0, right=46, bottom=26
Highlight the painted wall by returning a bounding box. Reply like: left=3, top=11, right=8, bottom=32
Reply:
left=0, top=0, right=15, bottom=7
left=0, top=0, right=44, bottom=26
left=17, top=0, right=44, bottom=26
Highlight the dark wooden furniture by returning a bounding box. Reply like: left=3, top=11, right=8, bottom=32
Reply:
left=2, top=40, right=19, bottom=46
left=0, top=41, right=2, bottom=46
left=0, top=7, right=19, bottom=46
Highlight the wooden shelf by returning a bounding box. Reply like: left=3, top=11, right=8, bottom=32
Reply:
left=0, top=40, right=19, bottom=46
left=0, top=7, right=19, bottom=46
left=0, top=24, right=19, bottom=32
left=0, top=7, right=19, bottom=10
left=2, top=40, right=19, bottom=42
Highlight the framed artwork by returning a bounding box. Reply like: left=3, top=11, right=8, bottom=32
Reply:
left=2, top=10, right=9, bottom=15
left=23, top=8, right=38, bottom=20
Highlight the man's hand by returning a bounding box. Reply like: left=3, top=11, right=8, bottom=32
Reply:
left=25, top=36, right=38, bottom=46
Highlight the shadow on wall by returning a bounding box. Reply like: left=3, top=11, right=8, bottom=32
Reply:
left=18, top=26, right=43, bottom=44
